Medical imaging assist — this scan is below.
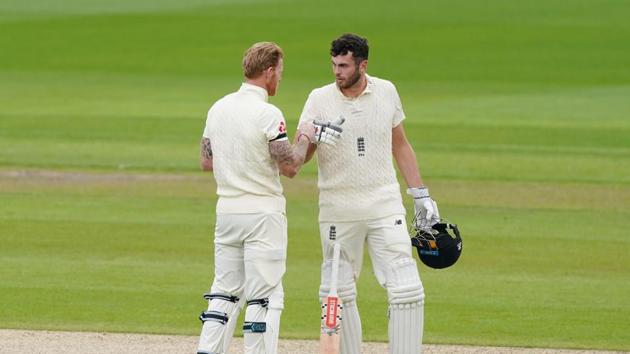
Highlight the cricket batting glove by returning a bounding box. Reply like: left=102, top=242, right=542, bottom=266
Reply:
left=407, top=187, right=440, bottom=231
left=312, top=116, right=345, bottom=146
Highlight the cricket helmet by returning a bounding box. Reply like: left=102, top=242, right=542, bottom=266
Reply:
left=411, top=220, right=462, bottom=269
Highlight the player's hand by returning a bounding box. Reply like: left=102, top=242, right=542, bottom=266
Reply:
left=312, top=116, right=345, bottom=146
left=407, top=187, right=440, bottom=231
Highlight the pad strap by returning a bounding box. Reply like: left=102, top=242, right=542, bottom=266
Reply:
left=246, top=298, right=269, bottom=308
left=203, top=293, right=239, bottom=303
left=199, top=310, right=228, bottom=325
left=243, top=321, right=267, bottom=333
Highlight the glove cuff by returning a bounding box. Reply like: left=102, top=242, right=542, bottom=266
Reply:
left=407, top=187, right=430, bottom=199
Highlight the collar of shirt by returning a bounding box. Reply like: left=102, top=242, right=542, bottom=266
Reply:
left=335, top=73, right=374, bottom=100
left=239, top=82, right=269, bottom=102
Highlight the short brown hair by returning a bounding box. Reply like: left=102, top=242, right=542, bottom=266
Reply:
left=242, top=42, right=284, bottom=79
left=331, top=33, right=369, bottom=65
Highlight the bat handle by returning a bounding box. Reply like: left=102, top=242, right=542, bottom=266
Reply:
left=330, top=242, right=341, bottom=295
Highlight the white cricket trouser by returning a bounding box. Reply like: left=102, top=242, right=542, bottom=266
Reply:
left=319, top=214, right=424, bottom=354
left=198, top=212, right=287, bottom=354
left=211, top=212, right=287, bottom=298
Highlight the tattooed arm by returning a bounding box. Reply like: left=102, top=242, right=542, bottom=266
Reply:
left=269, top=132, right=312, bottom=178
left=293, top=122, right=319, bottom=164
left=200, top=137, right=213, bottom=171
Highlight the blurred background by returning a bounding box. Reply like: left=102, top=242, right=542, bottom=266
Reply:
left=0, top=0, right=628, bottom=351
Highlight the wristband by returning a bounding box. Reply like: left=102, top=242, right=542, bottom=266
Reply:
left=407, top=187, right=430, bottom=199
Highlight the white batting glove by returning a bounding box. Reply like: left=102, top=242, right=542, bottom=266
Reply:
left=407, top=187, right=440, bottom=231
left=312, top=116, right=345, bottom=146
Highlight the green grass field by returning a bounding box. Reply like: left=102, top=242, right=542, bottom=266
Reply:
left=1, top=0, right=629, bottom=351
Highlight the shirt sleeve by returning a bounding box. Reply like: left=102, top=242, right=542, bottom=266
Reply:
left=261, top=105, right=288, bottom=142
left=202, top=106, right=215, bottom=139
left=391, top=84, right=406, bottom=128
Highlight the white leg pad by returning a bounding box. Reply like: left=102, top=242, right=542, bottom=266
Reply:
left=339, top=300, right=362, bottom=354
left=263, top=295, right=282, bottom=354
left=198, top=294, right=243, bottom=354
left=319, top=258, right=357, bottom=302
left=386, top=258, right=424, bottom=354
left=388, top=302, right=423, bottom=354
left=319, top=258, right=361, bottom=354
left=244, top=286, right=284, bottom=354
left=386, top=258, right=425, bottom=305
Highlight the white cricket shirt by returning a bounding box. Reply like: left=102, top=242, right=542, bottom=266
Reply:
left=203, top=83, right=288, bottom=214
left=299, top=75, right=407, bottom=222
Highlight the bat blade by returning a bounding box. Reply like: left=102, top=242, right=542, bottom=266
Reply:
left=320, top=243, right=342, bottom=354
left=320, top=294, right=342, bottom=354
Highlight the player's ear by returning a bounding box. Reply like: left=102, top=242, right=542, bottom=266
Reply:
left=261, top=66, right=273, bottom=83
left=260, top=66, right=270, bottom=80
left=359, top=60, right=368, bottom=73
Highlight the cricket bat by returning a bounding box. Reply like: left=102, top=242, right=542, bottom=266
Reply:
left=320, top=242, right=342, bottom=354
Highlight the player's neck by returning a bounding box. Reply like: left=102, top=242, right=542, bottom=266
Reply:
left=245, top=78, right=270, bottom=95
left=340, top=75, right=367, bottom=98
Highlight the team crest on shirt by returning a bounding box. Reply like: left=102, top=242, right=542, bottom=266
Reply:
left=357, top=137, right=365, bottom=156
left=278, top=121, right=286, bottom=133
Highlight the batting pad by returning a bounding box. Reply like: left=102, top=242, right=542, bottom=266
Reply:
left=386, top=258, right=425, bottom=305
left=244, top=285, right=284, bottom=354
left=319, top=258, right=361, bottom=354
left=319, top=258, right=357, bottom=302
left=339, top=300, right=362, bottom=354
left=385, top=258, right=424, bottom=354
left=388, top=302, right=423, bottom=354
left=198, top=294, right=244, bottom=354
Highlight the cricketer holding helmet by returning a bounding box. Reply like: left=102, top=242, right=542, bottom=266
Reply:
left=196, top=42, right=341, bottom=354
left=296, top=33, right=440, bottom=354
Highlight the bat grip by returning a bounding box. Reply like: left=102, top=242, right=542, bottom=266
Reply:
left=329, top=243, right=341, bottom=294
